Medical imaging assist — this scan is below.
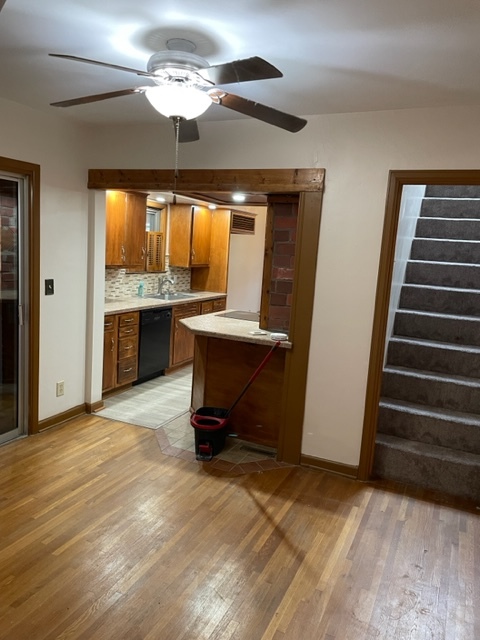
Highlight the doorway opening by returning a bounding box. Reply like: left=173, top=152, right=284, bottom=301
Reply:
left=359, top=170, right=480, bottom=483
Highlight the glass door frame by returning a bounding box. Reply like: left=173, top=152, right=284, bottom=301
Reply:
left=0, top=156, right=40, bottom=439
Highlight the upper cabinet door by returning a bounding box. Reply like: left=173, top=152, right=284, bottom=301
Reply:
left=169, top=204, right=212, bottom=268
left=191, top=206, right=212, bottom=267
left=105, top=191, right=147, bottom=268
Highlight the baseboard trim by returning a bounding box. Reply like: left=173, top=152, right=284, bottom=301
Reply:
left=300, top=454, right=358, bottom=479
left=38, top=404, right=86, bottom=431
left=87, top=400, right=104, bottom=414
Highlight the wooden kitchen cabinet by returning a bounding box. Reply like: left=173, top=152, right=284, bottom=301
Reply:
left=105, top=190, right=147, bottom=268
left=102, top=311, right=139, bottom=392
left=169, top=204, right=211, bottom=268
left=170, top=301, right=201, bottom=368
left=200, top=296, right=227, bottom=315
left=102, top=315, right=118, bottom=392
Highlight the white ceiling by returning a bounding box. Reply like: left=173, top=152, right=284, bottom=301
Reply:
left=1, top=0, right=480, bottom=131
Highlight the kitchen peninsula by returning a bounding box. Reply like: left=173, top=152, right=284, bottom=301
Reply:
left=180, top=311, right=291, bottom=448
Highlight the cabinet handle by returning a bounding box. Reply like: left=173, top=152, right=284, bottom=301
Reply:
left=123, top=318, right=134, bottom=323
left=123, top=328, right=134, bottom=334
left=105, top=322, right=113, bottom=328
left=124, top=345, right=133, bottom=350
left=122, top=367, right=133, bottom=373
left=110, top=338, right=115, bottom=352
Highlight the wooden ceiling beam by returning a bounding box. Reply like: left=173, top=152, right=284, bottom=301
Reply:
left=87, top=168, right=324, bottom=193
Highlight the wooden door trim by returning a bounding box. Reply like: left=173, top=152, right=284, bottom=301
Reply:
left=358, top=169, right=480, bottom=480
left=0, top=156, right=40, bottom=434
left=88, top=168, right=325, bottom=464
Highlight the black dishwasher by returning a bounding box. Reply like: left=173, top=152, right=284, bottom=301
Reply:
left=136, top=308, right=172, bottom=383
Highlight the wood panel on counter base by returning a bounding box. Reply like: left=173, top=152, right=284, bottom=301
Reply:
left=192, top=335, right=286, bottom=448
left=1, top=414, right=478, bottom=640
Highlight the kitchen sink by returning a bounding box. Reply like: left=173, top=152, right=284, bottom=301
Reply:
left=145, top=292, right=197, bottom=301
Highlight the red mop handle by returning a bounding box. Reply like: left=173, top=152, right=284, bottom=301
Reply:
left=227, top=341, right=281, bottom=416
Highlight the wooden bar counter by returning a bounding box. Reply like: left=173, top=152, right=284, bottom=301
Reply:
left=180, top=311, right=291, bottom=448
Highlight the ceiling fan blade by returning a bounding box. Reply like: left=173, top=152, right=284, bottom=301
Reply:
left=49, top=53, right=152, bottom=77
left=200, top=56, right=282, bottom=85
left=50, top=88, right=141, bottom=107
left=176, top=119, right=200, bottom=143
left=211, top=90, right=307, bottom=133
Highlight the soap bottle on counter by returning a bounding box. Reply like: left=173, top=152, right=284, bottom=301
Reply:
left=137, top=280, right=145, bottom=297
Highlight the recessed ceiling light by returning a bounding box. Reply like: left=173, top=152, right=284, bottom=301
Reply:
left=156, top=196, right=166, bottom=203
left=232, top=193, right=246, bottom=203
left=208, top=204, right=217, bottom=210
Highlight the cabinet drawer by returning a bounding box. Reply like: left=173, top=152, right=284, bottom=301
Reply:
left=118, top=323, right=138, bottom=338
left=104, top=315, right=116, bottom=332
left=213, top=298, right=226, bottom=312
left=119, top=312, right=138, bottom=327
left=117, top=356, right=138, bottom=385
left=173, top=302, right=201, bottom=318
left=201, top=300, right=214, bottom=314
left=118, top=335, right=138, bottom=360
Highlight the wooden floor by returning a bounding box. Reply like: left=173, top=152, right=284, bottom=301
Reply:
left=0, top=415, right=479, bottom=640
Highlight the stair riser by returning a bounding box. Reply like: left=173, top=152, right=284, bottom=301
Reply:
left=416, top=217, right=480, bottom=240
left=410, top=238, right=480, bottom=263
left=394, top=312, right=480, bottom=346
left=381, top=370, right=480, bottom=414
left=421, top=198, right=480, bottom=218
left=386, top=341, right=480, bottom=378
left=425, top=185, right=480, bottom=198
left=373, top=441, right=480, bottom=503
left=405, top=261, right=480, bottom=289
left=377, top=404, right=480, bottom=454
left=400, top=285, right=480, bottom=316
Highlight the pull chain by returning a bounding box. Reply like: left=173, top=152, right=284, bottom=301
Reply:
left=173, top=116, right=181, bottom=205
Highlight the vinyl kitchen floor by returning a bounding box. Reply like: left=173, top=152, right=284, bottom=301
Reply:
left=98, top=366, right=289, bottom=475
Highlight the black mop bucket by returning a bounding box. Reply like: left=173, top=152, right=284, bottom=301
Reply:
left=191, top=341, right=281, bottom=461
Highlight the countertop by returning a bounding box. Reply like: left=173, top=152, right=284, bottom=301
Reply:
left=180, top=310, right=292, bottom=348
left=104, top=291, right=226, bottom=315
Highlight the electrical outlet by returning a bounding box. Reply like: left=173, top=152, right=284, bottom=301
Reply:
left=56, top=381, right=64, bottom=397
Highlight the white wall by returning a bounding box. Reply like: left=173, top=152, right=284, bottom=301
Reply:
left=0, top=98, right=90, bottom=420
left=385, top=185, right=426, bottom=350
left=84, top=105, right=480, bottom=467
left=5, top=96, right=480, bottom=468
left=227, top=208, right=267, bottom=312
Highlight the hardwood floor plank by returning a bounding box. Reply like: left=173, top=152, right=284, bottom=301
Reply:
left=0, top=415, right=479, bottom=639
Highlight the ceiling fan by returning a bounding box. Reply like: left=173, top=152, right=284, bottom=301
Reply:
left=49, top=38, right=307, bottom=142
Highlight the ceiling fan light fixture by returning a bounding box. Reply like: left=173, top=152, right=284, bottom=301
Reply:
left=145, top=84, right=211, bottom=120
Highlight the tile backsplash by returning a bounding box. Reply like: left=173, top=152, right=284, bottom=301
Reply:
left=105, top=257, right=191, bottom=299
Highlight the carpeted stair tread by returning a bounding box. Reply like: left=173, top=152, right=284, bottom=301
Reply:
left=378, top=398, right=480, bottom=454
left=411, top=238, right=480, bottom=263
left=416, top=217, right=480, bottom=240
left=399, top=283, right=480, bottom=316
left=374, top=434, right=480, bottom=502
left=387, top=335, right=480, bottom=378
left=421, top=198, right=480, bottom=218
left=382, top=365, right=480, bottom=413
left=405, top=260, right=480, bottom=289
left=425, top=185, right=480, bottom=198
left=394, top=309, right=480, bottom=346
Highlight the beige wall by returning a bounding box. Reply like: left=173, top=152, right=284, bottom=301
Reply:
left=4, top=95, right=480, bottom=465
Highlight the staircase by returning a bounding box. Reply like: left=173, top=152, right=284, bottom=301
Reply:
left=373, top=185, right=480, bottom=503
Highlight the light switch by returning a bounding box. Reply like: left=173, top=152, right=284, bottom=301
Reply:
left=45, top=279, right=54, bottom=295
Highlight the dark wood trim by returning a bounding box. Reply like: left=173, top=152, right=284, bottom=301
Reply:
left=88, top=169, right=324, bottom=193
left=300, top=454, right=358, bottom=479
left=0, top=156, right=40, bottom=435
left=358, top=169, right=480, bottom=480
left=38, top=404, right=86, bottom=431
left=86, top=400, right=104, bottom=414
left=277, top=191, right=324, bottom=464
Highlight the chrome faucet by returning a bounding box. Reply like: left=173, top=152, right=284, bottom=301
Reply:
left=158, top=276, right=175, bottom=294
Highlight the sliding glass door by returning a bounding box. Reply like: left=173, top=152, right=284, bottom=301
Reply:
left=0, top=174, right=27, bottom=444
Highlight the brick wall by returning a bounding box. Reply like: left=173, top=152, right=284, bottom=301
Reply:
left=267, top=199, right=298, bottom=332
